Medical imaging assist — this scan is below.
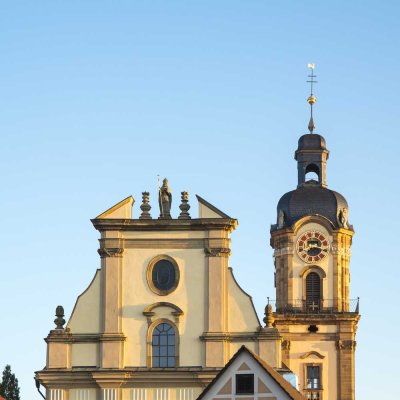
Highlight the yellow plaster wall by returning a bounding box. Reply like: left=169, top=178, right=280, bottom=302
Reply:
left=227, top=268, right=260, bottom=332
left=71, top=343, right=99, bottom=367
left=289, top=340, right=337, bottom=400
left=67, top=270, right=101, bottom=334
left=122, top=247, right=206, bottom=367
left=229, top=342, right=256, bottom=358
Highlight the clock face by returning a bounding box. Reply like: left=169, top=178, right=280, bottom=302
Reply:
left=296, top=231, right=330, bottom=263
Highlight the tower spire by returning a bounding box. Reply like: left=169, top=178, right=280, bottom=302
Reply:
left=307, top=63, right=317, bottom=133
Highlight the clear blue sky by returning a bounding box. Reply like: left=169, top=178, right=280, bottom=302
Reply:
left=1, top=1, right=399, bottom=399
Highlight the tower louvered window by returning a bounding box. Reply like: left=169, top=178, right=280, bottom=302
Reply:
left=306, top=272, right=321, bottom=311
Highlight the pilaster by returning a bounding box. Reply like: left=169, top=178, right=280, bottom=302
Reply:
left=99, top=234, right=125, bottom=369
left=337, top=339, right=356, bottom=400
left=204, top=230, right=230, bottom=367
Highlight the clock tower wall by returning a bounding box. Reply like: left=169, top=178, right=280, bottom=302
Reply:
left=292, top=221, right=334, bottom=309
left=270, top=120, right=360, bottom=399
left=288, top=340, right=338, bottom=399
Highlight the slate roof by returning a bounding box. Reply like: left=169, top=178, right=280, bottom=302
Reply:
left=275, top=180, right=348, bottom=229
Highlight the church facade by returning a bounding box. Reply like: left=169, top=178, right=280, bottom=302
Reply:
left=36, top=126, right=360, bottom=400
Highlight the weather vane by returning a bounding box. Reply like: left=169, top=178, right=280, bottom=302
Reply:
left=307, top=63, right=317, bottom=133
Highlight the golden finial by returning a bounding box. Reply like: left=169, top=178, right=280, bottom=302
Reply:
left=307, top=63, right=317, bottom=133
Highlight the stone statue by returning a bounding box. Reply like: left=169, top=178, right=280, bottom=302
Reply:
left=338, top=208, right=348, bottom=228
left=158, top=178, right=172, bottom=219
left=277, top=209, right=285, bottom=227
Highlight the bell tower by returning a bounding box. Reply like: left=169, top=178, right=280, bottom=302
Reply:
left=270, top=66, right=360, bottom=400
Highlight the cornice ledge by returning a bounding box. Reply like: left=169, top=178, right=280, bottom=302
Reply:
left=200, top=332, right=258, bottom=341
left=91, top=218, right=238, bottom=233
left=99, top=333, right=126, bottom=342
left=45, top=330, right=71, bottom=343
left=273, top=313, right=360, bottom=323
left=91, top=371, right=130, bottom=386
left=256, top=327, right=281, bottom=340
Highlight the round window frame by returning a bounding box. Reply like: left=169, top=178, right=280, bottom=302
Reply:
left=146, top=255, right=180, bottom=296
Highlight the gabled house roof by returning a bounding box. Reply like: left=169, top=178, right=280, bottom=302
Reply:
left=197, top=345, right=305, bottom=400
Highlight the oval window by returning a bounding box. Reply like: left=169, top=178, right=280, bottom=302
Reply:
left=147, top=256, right=179, bottom=295
left=152, top=260, right=175, bottom=291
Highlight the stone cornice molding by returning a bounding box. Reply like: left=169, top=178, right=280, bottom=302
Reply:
left=35, top=368, right=221, bottom=387
left=256, top=327, right=281, bottom=340
left=45, top=330, right=71, bottom=343
left=91, top=218, right=238, bottom=233
left=274, top=313, right=361, bottom=324
left=46, top=333, right=126, bottom=344
left=98, top=333, right=126, bottom=342
left=200, top=331, right=261, bottom=342
left=204, top=248, right=231, bottom=257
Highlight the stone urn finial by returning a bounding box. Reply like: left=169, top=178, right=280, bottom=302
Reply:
left=178, top=191, right=191, bottom=219
left=54, top=305, right=65, bottom=330
left=139, top=192, right=152, bottom=219
left=263, top=301, right=275, bottom=328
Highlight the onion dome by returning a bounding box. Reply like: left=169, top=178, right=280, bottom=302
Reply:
left=297, top=133, right=327, bottom=151
left=275, top=181, right=349, bottom=229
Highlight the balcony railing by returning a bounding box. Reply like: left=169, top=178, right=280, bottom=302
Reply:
left=304, top=389, right=322, bottom=400
left=267, top=298, right=359, bottom=314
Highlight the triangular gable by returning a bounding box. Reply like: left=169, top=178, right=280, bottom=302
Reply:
left=197, top=346, right=304, bottom=400
left=238, top=362, right=251, bottom=371
left=196, top=195, right=231, bottom=219
left=95, top=196, right=134, bottom=219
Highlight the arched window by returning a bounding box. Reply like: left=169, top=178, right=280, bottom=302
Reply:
left=305, top=163, right=320, bottom=182
left=306, top=272, right=321, bottom=311
left=152, top=322, right=176, bottom=367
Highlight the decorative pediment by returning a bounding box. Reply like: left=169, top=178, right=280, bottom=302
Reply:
left=143, top=302, right=184, bottom=325
left=300, top=351, right=325, bottom=359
